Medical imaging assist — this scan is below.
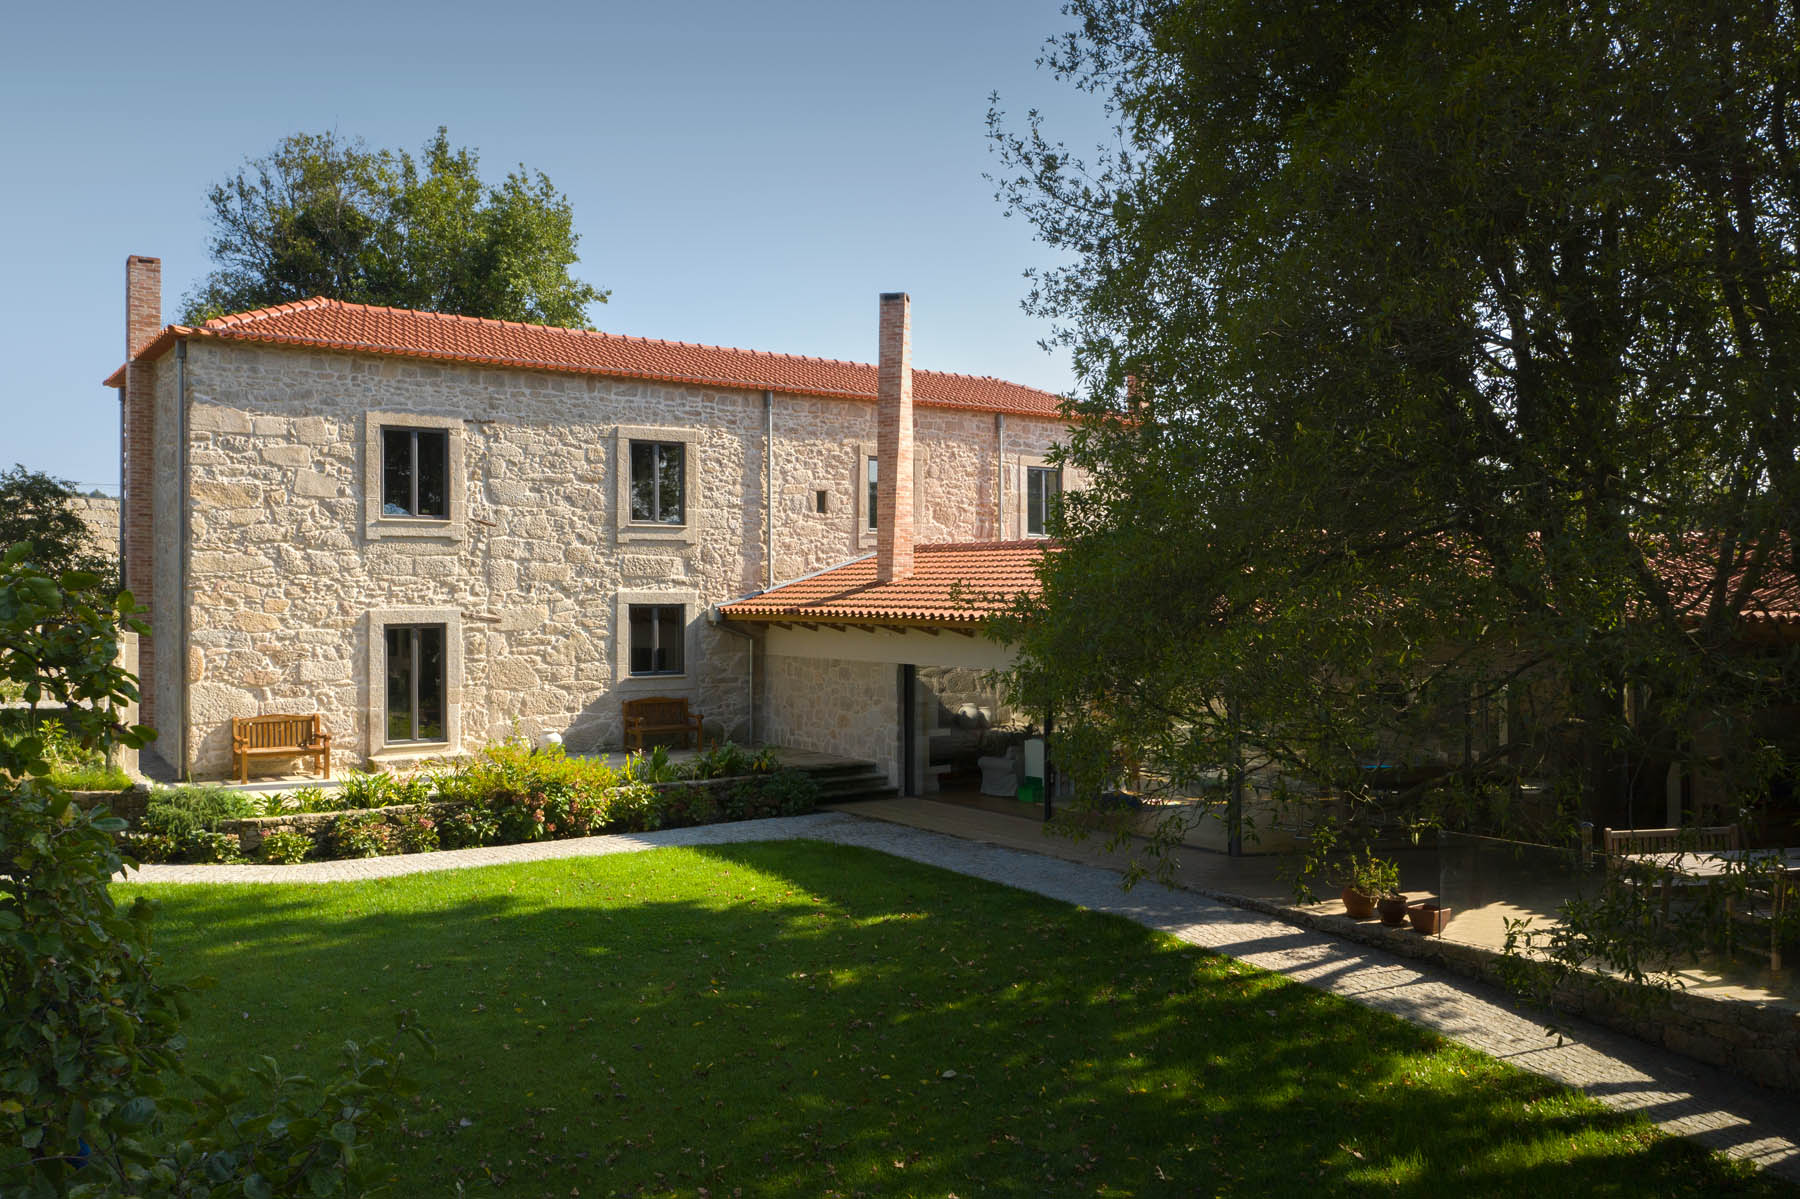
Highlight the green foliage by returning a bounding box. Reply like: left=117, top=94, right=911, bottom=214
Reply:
left=722, top=769, right=821, bottom=822
left=0, top=542, right=426, bottom=1195
left=435, top=805, right=498, bottom=850
left=326, top=812, right=397, bottom=859
left=390, top=809, right=439, bottom=855
left=690, top=741, right=779, bottom=780
left=335, top=770, right=396, bottom=810
left=990, top=0, right=1800, bottom=856
left=139, top=786, right=257, bottom=843
left=256, top=828, right=314, bottom=865
left=182, top=128, right=607, bottom=327
left=0, top=466, right=114, bottom=589
left=1341, top=851, right=1403, bottom=902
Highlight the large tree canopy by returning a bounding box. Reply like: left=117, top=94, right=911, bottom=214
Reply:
left=181, top=128, right=607, bottom=327
left=992, top=0, right=1800, bottom=841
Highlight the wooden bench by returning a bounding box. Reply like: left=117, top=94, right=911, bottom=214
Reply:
left=231, top=713, right=333, bottom=783
left=621, top=696, right=703, bottom=752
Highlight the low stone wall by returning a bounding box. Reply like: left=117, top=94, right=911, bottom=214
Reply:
left=1218, top=890, right=1800, bottom=1093
left=72, top=784, right=151, bottom=824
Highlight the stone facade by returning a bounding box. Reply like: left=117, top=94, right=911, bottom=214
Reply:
left=70, top=496, right=120, bottom=560
left=762, top=653, right=901, bottom=785
left=135, top=339, right=1069, bottom=780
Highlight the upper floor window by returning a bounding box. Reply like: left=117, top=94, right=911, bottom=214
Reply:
left=382, top=427, right=449, bottom=519
left=630, top=441, right=685, bottom=525
left=866, top=456, right=878, bottom=531
left=1026, top=466, right=1062, bottom=537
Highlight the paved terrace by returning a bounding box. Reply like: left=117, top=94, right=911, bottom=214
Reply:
left=119, top=808, right=1800, bottom=1180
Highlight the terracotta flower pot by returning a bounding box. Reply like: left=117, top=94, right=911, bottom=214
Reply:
left=1377, top=895, right=1410, bottom=926
left=1408, top=902, right=1450, bottom=936
left=1341, top=886, right=1376, bottom=919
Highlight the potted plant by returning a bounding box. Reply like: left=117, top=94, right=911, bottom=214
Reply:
left=1408, top=900, right=1450, bottom=935
left=1341, top=851, right=1401, bottom=920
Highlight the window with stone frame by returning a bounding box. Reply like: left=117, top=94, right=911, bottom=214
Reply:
left=628, top=604, right=685, bottom=675
left=866, top=456, right=878, bottom=530
left=629, top=441, right=686, bottom=525
left=381, top=427, right=450, bottom=519
left=385, top=624, right=447, bottom=742
left=1025, top=465, right=1062, bottom=537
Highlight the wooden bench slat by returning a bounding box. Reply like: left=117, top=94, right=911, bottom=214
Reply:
left=231, top=714, right=333, bottom=783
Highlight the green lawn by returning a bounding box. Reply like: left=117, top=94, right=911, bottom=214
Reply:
left=118, top=841, right=1788, bottom=1198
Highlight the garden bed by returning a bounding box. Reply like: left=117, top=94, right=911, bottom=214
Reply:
left=114, top=741, right=820, bottom=866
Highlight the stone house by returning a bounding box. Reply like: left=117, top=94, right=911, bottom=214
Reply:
left=108, top=257, right=1072, bottom=783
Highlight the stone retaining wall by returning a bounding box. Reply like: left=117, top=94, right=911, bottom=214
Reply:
left=1219, top=890, right=1800, bottom=1093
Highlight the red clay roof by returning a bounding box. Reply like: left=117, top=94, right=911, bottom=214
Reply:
left=108, top=297, right=1064, bottom=418
left=719, top=540, right=1050, bottom=627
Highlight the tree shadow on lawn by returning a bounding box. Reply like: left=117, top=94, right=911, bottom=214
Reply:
left=129, top=842, right=1787, bottom=1198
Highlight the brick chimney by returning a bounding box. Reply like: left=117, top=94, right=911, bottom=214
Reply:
left=121, top=257, right=161, bottom=727
left=127, top=255, right=162, bottom=357
left=875, top=292, right=914, bottom=583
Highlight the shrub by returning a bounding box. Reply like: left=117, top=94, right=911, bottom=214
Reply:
left=49, top=761, right=133, bottom=791
left=690, top=741, right=778, bottom=779
left=722, top=769, right=820, bottom=821
left=337, top=769, right=397, bottom=809
left=602, top=780, right=662, bottom=832
left=0, top=543, right=425, bottom=1196
left=258, top=827, right=314, bottom=864
left=327, top=811, right=396, bottom=858
left=656, top=784, right=722, bottom=828
left=392, top=808, right=440, bottom=854
left=119, top=830, right=182, bottom=864
left=181, top=829, right=245, bottom=864
left=139, top=784, right=258, bottom=841
left=437, top=804, right=499, bottom=849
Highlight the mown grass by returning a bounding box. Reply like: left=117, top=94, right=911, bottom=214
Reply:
left=118, top=842, right=1790, bottom=1198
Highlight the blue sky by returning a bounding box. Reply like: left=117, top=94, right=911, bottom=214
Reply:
left=0, top=0, right=1109, bottom=490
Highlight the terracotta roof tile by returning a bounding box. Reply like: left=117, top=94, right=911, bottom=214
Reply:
left=719, top=540, right=1050, bottom=626
left=107, top=298, right=1064, bottom=417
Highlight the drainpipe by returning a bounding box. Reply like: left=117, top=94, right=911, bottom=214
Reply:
left=994, top=413, right=1005, bottom=538
left=176, top=339, right=191, bottom=780
left=764, top=390, right=775, bottom=591
left=707, top=607, right=756, bottom=745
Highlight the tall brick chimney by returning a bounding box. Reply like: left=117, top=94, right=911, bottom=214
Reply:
left=121, top=256, right=162, bottom=728
left=127, top=255, right=162, bottom=357
left=875, top=292, right=914, bottom=583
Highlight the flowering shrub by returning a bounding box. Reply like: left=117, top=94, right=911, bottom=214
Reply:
left=392, top=809, right=440, bottom=854
left=258, top=827, right=314, bottom=864
left=438, top=804, right=499, bottom=849
left=328, top=811, right=397, bottom=858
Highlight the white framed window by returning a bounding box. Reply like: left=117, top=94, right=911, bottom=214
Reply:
left=1026, top=466, right=1062, bottom=537
left=614, top=426, right=699, bottom=544
left=362, top=412, right=466, bottom=542
left=628, top=604, right=685, bottom=675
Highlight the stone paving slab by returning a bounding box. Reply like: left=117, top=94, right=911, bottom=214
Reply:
left=118, top=812, right=1800, bottom=1179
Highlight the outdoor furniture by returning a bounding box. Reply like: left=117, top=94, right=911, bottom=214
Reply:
left=621, top=696, right=704, bottom=751
left=1602, top=824, right=1741, bottom=915
left=1616, top=843, right=1799, bottom=972
left=231, top=713, right=332, bottom=784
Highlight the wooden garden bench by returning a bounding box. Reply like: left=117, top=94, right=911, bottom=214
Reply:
left=231, top=713, right=333, bottom=783
left=621, top=696, right=703, bottom=752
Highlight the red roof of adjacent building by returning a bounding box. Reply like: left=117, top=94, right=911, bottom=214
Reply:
left=107, top=297, right=1065, bottom=417
left=719, top=540, right=1050, bottom=627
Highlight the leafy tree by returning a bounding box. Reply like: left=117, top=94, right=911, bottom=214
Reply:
left=182, top=128, right=607, bottom=327
left=0, top=544, right=426, bottom=1195
left=989, top=1, right=1800, bottom=849
left=0, top=467, right=114, bottom=589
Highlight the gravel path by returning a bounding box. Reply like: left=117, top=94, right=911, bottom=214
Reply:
left=120, top=811, right=1800, bottom=1179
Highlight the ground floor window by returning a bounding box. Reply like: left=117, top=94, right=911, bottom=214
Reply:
left=629, top=604, right=684, bottom=675
left=386, top=624, right=446, bottom=742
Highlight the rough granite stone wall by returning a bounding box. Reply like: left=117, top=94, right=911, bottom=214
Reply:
left=70, top=496, right=120, bottom=560
left=762, top=653, right=899, bottom=786
left=164, top=340, right=1063, bottom=779
left=150, top=357, right=183, bottom=775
